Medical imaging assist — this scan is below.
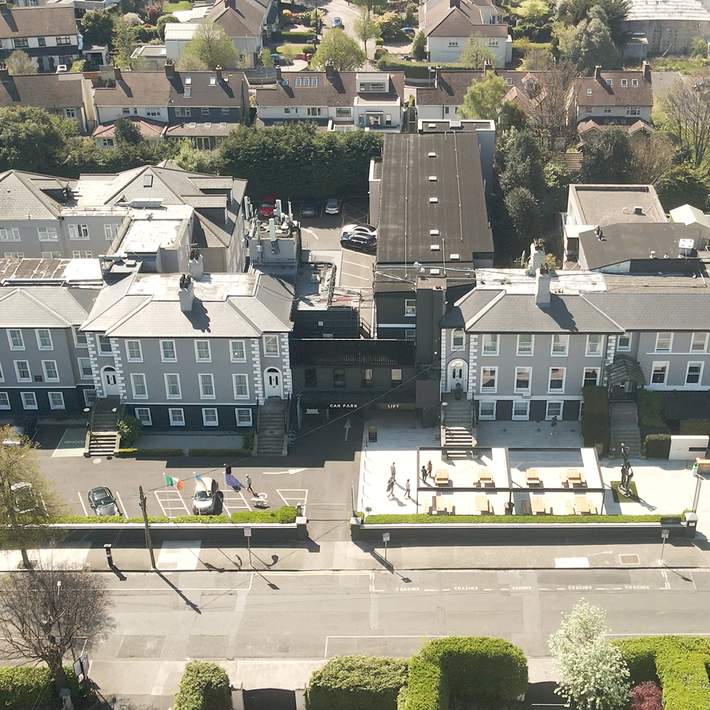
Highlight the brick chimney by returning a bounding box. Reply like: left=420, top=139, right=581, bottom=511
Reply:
left=535, top=266, right=551, bottom=308
left=178, top=273, right=194, bottom=313
left=449, top=0, right=459, bottom=7
left=594, top=65, right=602, bottom=81
left=642, top=60, right=651, bottom=82
left=0, top=62, right=8, bottom=81
left=164, top=58, right=176, bottom=78
left=275, top=65, right=282, bottom=82
left=324, top=60, right=337, bottom=81
left=225, top=0, right=235, bottom=9
left=215, top=64, right=222, bottom=82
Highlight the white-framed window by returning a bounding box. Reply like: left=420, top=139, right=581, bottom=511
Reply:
left=230, top=340, right=246, bottom=362
left=104, top=224, right=115, bottom=241
left=41, top=360, right=59, bottom=382
left=617, top=333, right=631, bottom=352
left=21, top=392, right=37, bottom=410
left=37, top=226, right=58, bottom=241
left=41, top=251, right=61, bottom=258
left=194, top=340, right=211, bottom=363
left=391, top=368, right=403, bottom=384
left=685, top=361, right=704, bottom=386
left=546, top=401, right=563, bottom=420
left=35, top=329, right=53, bottom=350
left=512, top=400, right=530, bottom=420
left=548, top=367, right=566, bottom=393
left=125, top=340, right=143, bottom=362
left=405, top=329, right=416, bottom=340
left=164, top=373, right=181, bottom=399
left=235, top=408, right=253, bottom=427
left=169, top=408, right=185, bottom=427
left=73, top=327, right=88, bottom=348
left=135, top=407, right=152, bottom=426
left=0, top=392, right=9, bottom=410
left=68, top=224, right=90, bottom=240
left=3, top=252, right=23, bottom=258
left=160, top=339, right=177, bottom=362
left=478, top=400, right=496, bottom=420
left=404, top=299, right=416, bottom=317
left=655, top=332, right=673, bottom=353
left=482, top=334, right=499, bottom=356
left=72, top=250, right=92, bottom=258
left=690, top=333, right=708, bottom=353
left=198, top=373, right=215, bottom=399
left=7, top=329, right=24, bottom=351
left=451, top=329, right=465, bottom=351
left=263, top=335, right=279, bottom=357
left=0, top=363, right=4, bottom=382
left=514, top=366, right=531, bottom=393
left=583, top=367, right=600, bottom=387
left=232, top=373, right=249, bottom=399
left=98, top=335, right=113, bottom=355
left=83, top=389, right=97, bottom=407
left=551, top=334, right=569, bottom=356
left=202, top=407, right=218, bottom=427
left=48, top=392, right=65, bottom=410
left=650, top=361, right=669, bottom=386
left=516, top=334, right=534, bottom=356
left=130, top=373, right=148, bottom=399
left=77, top=357, right=93, bottom=380
left=0, top=228, right=21, bottom=241
left=14, top=360, right=31, bottom=382
left=586, top=334, right=603, bottom=356
left=480, top=366, right=497, bottom=393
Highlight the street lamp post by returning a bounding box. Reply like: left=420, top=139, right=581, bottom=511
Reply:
left=244, top=526, right=252, bottom=567
left=660, top=528, right=670, bottom=564
left=382, top=532, right=390, bottom=563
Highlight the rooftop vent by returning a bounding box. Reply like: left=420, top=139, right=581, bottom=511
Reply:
left=430, top=244, right=441, bottom=251
left=450, top=253, right=460, bottom=260
left=449, top=120, right=462, bottom=129
left=429, top=268, right=441, bottom=275
left=209, top=76, right=216, bottom=85
left=429, top=228, right=440, bottom=236
left=427, top=123, right=437, bottom=129
left=428, top=151, right=437, bottom=157
left=429, top=197, right=438, bottom=204
left=633, top=206, right=645, bottom=215
left=428, top=175, right=438, bottom=181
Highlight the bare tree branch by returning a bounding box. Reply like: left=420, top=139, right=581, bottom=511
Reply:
left=659, top=75, right=710, bottom=166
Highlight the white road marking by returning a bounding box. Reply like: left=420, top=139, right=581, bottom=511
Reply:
left=115, top=490, right=128, bottom=519
left=92, top=458, right=102, bottom=464
left=221, top=489, right=251, bottom=514
left=301, top=227, right=319, bottom=241
left=262, top=467, right=306, bottom=476
left=154, top=490, right=190, bottom=518
left=77, top=491, right=88, bottom=516
left=277, top=488, right=308, bottom=514
left=156, top=541, right=201, bottom=571
left=343, top=272, right=371, bottom=282
left=341, top=259, right=372, bottom=270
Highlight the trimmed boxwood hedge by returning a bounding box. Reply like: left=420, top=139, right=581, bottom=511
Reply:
left=614, top=637, right=710, bottom=710
left=400, top=637, right=528, bottom=710
left=54, top=506, right=298, bottom=525
left=364, top=514, right=668, bottom=524
left=173, top=661, right=231, bottom=710
left=187, top=448, right=252, bottom=458
left=644, top=434, right=671, bottom=459
left=0, top=666, right=84, bottom=710
left=116, top=448, right=185, bottom=458
left=679, top=419, right=710, bottom=436
left=638, top=390, right=670, bottom=437
left=306, top=656, right=408, bottom=710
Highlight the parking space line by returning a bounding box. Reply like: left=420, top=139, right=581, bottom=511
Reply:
left=154, top=490, right=190, bottom=518
left=77, top=491, right=88, bottom=516
left=277, top=488, right=308, bottom=514
left=343, top=272, right=371, bottom=282
left=115, top=490, right=128, bottom=519
left=341, top=259, right=373, bottom=270
left=221, top=490, right=251, bottom=515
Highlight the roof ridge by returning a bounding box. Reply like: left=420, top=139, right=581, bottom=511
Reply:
left=464, top=289, right=505, bottom=330
left=579, top=293, right=624, bottom=332
left=103, top=295, right=153, bottom=336
left=13, top=288, right=72, bottom=326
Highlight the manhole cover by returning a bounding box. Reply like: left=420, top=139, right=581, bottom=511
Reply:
left=619, top=554, right=640, bottom=565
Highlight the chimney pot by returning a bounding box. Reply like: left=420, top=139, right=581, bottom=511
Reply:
left=535, top=266, right=551, bottom=307
left=165, top=58, right=175, bottom=77
left=449, top=0, right=459, bottom=7
left=642, top=60, right=651, bottom=82
left=188, top=252, right=204, bottom=279
left=594, top=65, right=602, bottom=80
left=215, top=64, right=222, bottom=81
left=178, top=273, right=194, bottom=312
left=0, top=61, right=7, bottom=80
left=225, top=0, right=235, bottom=9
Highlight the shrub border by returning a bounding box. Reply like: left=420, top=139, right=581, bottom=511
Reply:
left=54, top=506, right=298, bottom=525
left=363, top=513, right=671, bottom=524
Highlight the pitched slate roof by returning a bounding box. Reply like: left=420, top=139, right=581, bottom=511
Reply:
left=575, top=71, right=652, bottom=107
left=424, top=0, right=507, bottom=38
left=82, top=271, right=293, bottom=337
left=255, top=71, right=405, bottom=107
left=0, top=286, right=97, bottom=327
left=0, top=6, right=78, bottom=38
left=0, top=170, right=69, bottom=220
left=0, top=73, right=83, bottom=110
left=206, top=0, right=266, bottom=37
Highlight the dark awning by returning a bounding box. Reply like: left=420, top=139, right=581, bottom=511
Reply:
left=607, top=354, right=645, bottom=387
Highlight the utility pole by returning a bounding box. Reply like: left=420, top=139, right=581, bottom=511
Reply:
left=138, top=486, right=156, bottom=570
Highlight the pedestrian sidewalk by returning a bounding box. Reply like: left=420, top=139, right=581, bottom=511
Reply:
left=4, top=537, right=708, bottom=573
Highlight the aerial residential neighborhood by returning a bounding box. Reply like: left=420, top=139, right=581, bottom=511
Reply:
left=1, top=0, right=710, bottom=708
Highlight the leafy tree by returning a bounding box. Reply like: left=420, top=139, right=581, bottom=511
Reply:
left=658, top=75, right=710, bottom=166
left=412, top=30, right=427, bottom=61
left=526, top=62, right=577, bottom=151
left=145, top=3, right=162, bottom=24
left=373, top=11, right=404, bottom=41
left=5, top=50, right=36, bottom=75
left=655, top=162, right=710, bottom=211
left=581, top=129, right=633, bottom=183
left=157, top=14, right=179, bottom=41
left=556, top=0, right=630, bottom=44
left=544, top=160, right=576, bottom=211
left=260, top=47, right=274, bottom=67
left=523, top=46, right=555, bottom=69
left=352, top=0, right=387, bottom=13
left=563, top=6, right=620, bottom=72
left=81, top=9, right=114, bottom=47
left=459, top=35, right=495, bottom=69
left=311, top=29, right=366, bottom=71
left=354, top=8, right=380, bottom=55
left=0, top=564, right=111, bottom=694
left=498, top=101, right=528, bottom=132
left=549, top=600, right=630, bottom=710
left=114, top=118, right=143, bottom=146
left=505, top=186, right=541, bottom=242
left=178, top=22, right=238, bottom=70
left=112, top=16, right=137, bottom=69
left=459, top=71, right=507, bottom=120
left=499, top=128, right=547, bottom=198
left=513, top=0, right=552, bottom=21
left=0, top=425, right=61, bottom=568
left=0, top=107, right=74, bottom=174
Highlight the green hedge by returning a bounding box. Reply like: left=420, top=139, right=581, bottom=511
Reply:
left=274, top=30, right=316, bottom=42
left=644, top=434, right=671, bottom=459
left=364, top=513, right=668, bottom=524
left=54, top=506, right=298, bottom=524
left=400, top=637, right=528, bottom=710
left=638, top=390, right=670, bottom=436
left=116, top=447, right=185, bottom=458
left=187, top=448, right=252, bottom=458
left=614, top=637, right=710, bottom=710
left=306, top=656, right=408, bottom=710
left=581, top=385, right=609, bottom=449
left=173, top=661, right=231, bottom=710
left=0, top=666, right=83, bottom=710
left=679, top=419, right=710, bottom=435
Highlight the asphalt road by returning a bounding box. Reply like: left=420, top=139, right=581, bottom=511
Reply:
left=65, top=566, right=710, bottom=704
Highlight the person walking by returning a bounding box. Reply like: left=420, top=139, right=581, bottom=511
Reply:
left=386, top=477, right=395, bottom=499
left=405, top=479, right=411, bottom=500
left=246, top=474, right=256, bottom=496
left=421, top=464, right=428, bottom=483
left=426, top=460, right=433, bottom=479
left=390, top=462, right=397, bottom=480
left=549, top=416, right=558, bottom=436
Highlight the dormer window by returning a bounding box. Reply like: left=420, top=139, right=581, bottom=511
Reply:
left=185, top=76, right=192, bottom=85
left=209, top=76, right=216, bottom=85
left=621, top=79, right=628, bottom=87
left=631, top=78, right=639, bottom=86
left=586, top=88, right=592, bottom=95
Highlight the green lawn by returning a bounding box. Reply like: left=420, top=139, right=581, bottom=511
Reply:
left=163, top=0, right=193, bottom=12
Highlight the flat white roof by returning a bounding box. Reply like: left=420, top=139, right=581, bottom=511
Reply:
left=165, top=22, right=201, bottom=40
left=119, top=206, right=193, bottom=254
left=626, top=0, right=710, bottom=21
